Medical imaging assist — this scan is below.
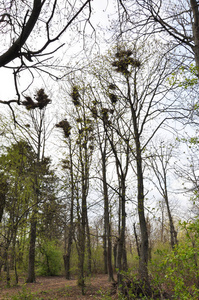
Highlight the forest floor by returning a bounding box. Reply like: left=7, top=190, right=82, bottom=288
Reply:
left=0, top=274, right=117, bottom=299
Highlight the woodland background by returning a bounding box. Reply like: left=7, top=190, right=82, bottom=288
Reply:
left=0, top=0, right=199, bottom=299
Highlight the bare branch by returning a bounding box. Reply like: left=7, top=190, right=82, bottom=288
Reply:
left=0, top=0, right=43, bottom=67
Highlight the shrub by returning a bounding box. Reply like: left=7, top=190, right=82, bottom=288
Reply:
left=153, top=220, right=199, bottom=299
left=37, top=240, right=62, bottom=276
left=10, top=286, right=38, bottom=300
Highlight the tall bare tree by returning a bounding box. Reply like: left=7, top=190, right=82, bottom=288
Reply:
left=148, top=141, right=178, bottom=249
left=62, top=138, right=75, bottom=280
left=56, top=82, right=95, bottom=294
left=89, top=41, right=185, bottom=292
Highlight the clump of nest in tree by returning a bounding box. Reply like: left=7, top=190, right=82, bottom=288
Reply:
left=82, top=141, right=87, bottom=149
left=76, top=117, right=83, bottom=123
left=86, top=118, right=92, bottom=124
left=87, top=125, right=93, bottom=132
left=56, top=119, right=71, bottom=138
left=71, top=85, right=81, bottom=106
left=78, top=124, right=93, bottom=135
left=79, top=128, right=84, bottom=134
left=101, top=107, right=111, bottom=125
left=109, top=93, right=118, bottom=104
left=109, top=83, right=117, bottom=90
left=91, top=106, right=98, bottom=119
left=61, top=159, right=70, bottom=170
left=115, top=49, right=133, bottom=58
left=89, top=144, right=94, bottom=150
left=112, top=49, right=141, bottom=76
left=22, top=88, right=51, bottom=110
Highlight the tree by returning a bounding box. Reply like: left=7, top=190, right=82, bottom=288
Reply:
left=148, top=141, right=178, bottom=249
left=0, top=140, right=38, bottom=284
left=62, top=138, right=75, bottom=280
left=0, top=137, right=61, bottom=284
left=0, top=0, right=92, bottom=105
left=0, top=172, right=8, bottom=223
left=104, top=123, right=130, bottom=285
left=89, top=41, right=183, bottom=292
left=87, top=77, right=131, bottom=285
left=118, top=0, right=199, bottom=74
left=7, top=88, right=53, bottom=283
left=24, top=90, right=52, bottom=283
left=175, top=137, right=199, bottom=218
left=56, top=82, right=95, bottom=294
left=94, top=109, right=115, bottom=281
left=100, top=138, right=115, bottom=282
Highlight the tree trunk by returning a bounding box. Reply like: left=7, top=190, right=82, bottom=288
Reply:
left=64, top=140, right=75, bottom=279
left=137, top=153, right=149, bottom=283
left=113, top=241, right=117, bottom=270
left=77, top=177, right=87, bottom=294
left=64, top=232, right=73, bottom=279
left=190, top=0, right=199, bottom=74
left=0, top=197, right=5, bottom=223
left=63, top=254, right=70, bottom=279
left=164, top=192, right=178, bottom=248
left=133, top=223, right=140, bottom=258
left=0, top=175, right=7, bottom=223
left=162, top=165, right=178, bottom=248
left=131, top=105, right=150, bottom=292
left=103, top=234, right=108, bottom=274
left=107, top=223, right=114, bottom=282
left=26, top=216, right=37, bottom=283
left=6, top=251, right=10, bottom=287
left=77, top=222, right=86, bottom=294
left=102, top=149, right=114, bottom=280
left=115, top=165, right=127, bottom=288
left=86, top=212, right=92, bottom=275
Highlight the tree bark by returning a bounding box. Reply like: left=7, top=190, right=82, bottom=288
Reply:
left=116, top=177, right=127, bottom=287
left=107, top=223, right=114, bottom=281
left=26, top=215, right=37, bottom=283
left=133, top=223, right=140, bottom=258
left=86, top=211, right=92, bottom=275
left=63, top=254, right=70, bottom=279
left=136, top=141, right=149, bottom=285
left=164, top=191, right=178, bottom=248
left=102, top=149, right=114, bottom=280
left=0, top=0, right=42, bottom=67
left=0, top=175, right=8, bottom=223
left=190, top=0, right=199, bottom=73
left=64, top=140, right=74, bottom=280
left=106, top=130, right=129, bottom=286
left=130, top=99, right=150, bottom=290
left=77, top=161, right=87, bottom=294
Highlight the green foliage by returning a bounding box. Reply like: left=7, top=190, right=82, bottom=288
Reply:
left=37, top=240, right=62, bottom=276
left=106, top=268, right=160, bottom=299
left=168, top=64, right=198, bottom=88
left=10, top=286, right=38, bottom=300
left=91, top=245, right=104, bottom=273
left=152, top=220, right=199, bottom=299
left=96, top=289, right=112, bottom=300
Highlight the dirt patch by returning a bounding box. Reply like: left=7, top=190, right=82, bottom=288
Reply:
left=0, top=274, right=116, bottom=299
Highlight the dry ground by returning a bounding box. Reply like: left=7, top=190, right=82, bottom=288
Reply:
left=0, top=274, right=116, bottom=299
